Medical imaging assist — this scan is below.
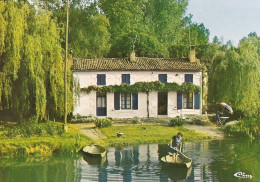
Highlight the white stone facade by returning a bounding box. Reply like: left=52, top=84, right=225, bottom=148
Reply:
left=73, top=70, right=202, bottom=118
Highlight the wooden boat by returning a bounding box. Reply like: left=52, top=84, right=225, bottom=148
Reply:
left=161, top=153, right=192, bottom=168
left=161, top=165, right=192, bottom=180
left=83, top=155, right=107, bottom=166
left=83, top=144, right=106, bottom=158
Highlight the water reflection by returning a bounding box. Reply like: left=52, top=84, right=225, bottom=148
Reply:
left=0, top=139, right=259, bottom=182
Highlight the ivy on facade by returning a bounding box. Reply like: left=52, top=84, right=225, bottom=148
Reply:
left=81, top=81, right=201, bottom=94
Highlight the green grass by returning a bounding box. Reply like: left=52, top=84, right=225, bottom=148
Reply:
left=98, top=125, right=211, bottom=148
left=0, top=123, right=93, bottom=158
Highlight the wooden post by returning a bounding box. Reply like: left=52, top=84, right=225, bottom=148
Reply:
left=64, top=0, right=69, bottom=132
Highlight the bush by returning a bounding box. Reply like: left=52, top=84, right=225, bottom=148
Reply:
left=95, top=118, right=113, bottom=128
left=5, top=121, right=64, bottom=138
left=224, top=118, right=259, bottom=138
left=70, top=115, right=97, bottom=123
left=188, top=115, right=210, bottom=125
left=132, top=117, right=141, bottom=125
left=168, top=117, right=185, bottom=126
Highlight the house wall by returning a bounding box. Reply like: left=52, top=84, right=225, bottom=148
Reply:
left=73, top=70, right=202, bottom=118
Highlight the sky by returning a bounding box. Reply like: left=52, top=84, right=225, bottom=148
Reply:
left=186, top=0, right=260, bottom=46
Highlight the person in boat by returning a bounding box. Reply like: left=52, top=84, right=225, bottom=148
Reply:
left=168, top=132, right=183, bottom=163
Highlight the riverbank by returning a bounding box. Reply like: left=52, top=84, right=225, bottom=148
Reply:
left=0, top=120, right=222, bottom=158
left=0, top=122, right=93, bottom=158
left=74, top=123, right=216, bottom=148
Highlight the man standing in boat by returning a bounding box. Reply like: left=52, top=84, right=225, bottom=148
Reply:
left=168, top=132, right=183, bottom=163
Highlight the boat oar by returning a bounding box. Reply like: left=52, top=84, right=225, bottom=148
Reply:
left=171, top=147, right=192, bottom=160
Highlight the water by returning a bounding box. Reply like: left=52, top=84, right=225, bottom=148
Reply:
left=0, top=139, right=259, bottom=182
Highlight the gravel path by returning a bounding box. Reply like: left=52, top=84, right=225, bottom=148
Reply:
left=74, top=123, right=107, bottom=140
left=184, top=124, right=224, bottom=138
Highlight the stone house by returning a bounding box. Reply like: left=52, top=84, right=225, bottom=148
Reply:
left=72, top=47, right=203, bottom=118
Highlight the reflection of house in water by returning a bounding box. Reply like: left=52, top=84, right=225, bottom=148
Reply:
left=80, top=144, right=194, bottom=181
left=106, top=144, right=163, bottom=181
left=184, top=141, right=218, bottom=181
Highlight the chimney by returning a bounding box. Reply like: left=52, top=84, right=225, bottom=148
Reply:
left=130, top=51, right=136, bottom=61
left=189, top=45, right=196, bottom=62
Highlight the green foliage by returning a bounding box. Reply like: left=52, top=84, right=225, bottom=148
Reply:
left=208, top=34, right=260, bottom=117
left=0, top=2, right=73, bottom=121
left=4, top=121, right=64, bottom=138
left=70, top=115, right=97, bottom=123
left=69, top=7, right=111, bottom=58
left=168, top=117, right=185, bottom=127
left=132, top=117, right=141, bottom=125
left=81, top=81, right=201, bottom=94
left=224, top=118, right=259, bottom=138
left=95, top=118, right=113, bottom=128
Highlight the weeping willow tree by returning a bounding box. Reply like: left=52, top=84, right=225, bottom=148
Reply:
left=209, top=34, right=260, bottom=117
left=0, top=2, right=73, bottom=122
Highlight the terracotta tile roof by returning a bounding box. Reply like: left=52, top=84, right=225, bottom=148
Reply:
left=72, top=57, right=202, bottom=71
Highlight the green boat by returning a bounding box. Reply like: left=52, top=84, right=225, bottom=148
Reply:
left=83, top=144, right=106, bottom=158
left=161, top=153, right=192, bottom=168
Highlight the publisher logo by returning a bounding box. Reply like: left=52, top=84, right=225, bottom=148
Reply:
left=234, top=172, right=253, bottom=179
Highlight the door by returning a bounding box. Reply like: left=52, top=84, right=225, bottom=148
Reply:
left=158, top=92, right=168, bottom=115
left=96, top=93, right=107, bottom=116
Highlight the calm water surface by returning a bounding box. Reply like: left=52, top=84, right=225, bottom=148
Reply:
left=0, top=139, right=259, bottom=182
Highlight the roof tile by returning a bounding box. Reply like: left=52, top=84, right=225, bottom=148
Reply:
left=72, top=57, right=202, bottom=71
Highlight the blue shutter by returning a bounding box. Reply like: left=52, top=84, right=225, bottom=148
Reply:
left=97, top=74, right=101, bottom=85
left=126, top=74, right=130, bottom=84
left=114, top=92, right=120, bottom=110
left=159, top=74, right=167, bottom=83
left=102, top=74, right=106, bottom=85
left=132, top=93, right=138, bottom=110
left=177, top=92, right=182, bottom=109
left=194, top=92, right=200, bottom=109
left=185, top=74, right=193, bottom=83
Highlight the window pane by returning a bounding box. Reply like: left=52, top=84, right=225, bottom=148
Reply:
left=121, top=93, right=125, bottom=109
left=101, top=97, right=106, bottom=107
left=183, top=93, right=188, bottom=108
left=188, top=92, right=193, bottom=108
left=122, top=74, right=130, bottom=84
left=97, top=97, right=102, bottom=107
left=97, top=74, right=106, bottom=85
left=159, top=74, right=167, bottom=83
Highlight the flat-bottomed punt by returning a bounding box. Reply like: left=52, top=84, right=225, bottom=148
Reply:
left=161, top=154, right=192, bottom=168
left=83, top=144, right=106, bottom=158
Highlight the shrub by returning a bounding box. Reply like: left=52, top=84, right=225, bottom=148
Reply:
left=132, top=117, right=141, bottom=125
left=224, top=118, right=259, bottom=138
left=168, top=117, right=185, bottom=126
left=95, top=118, right=113, bottom=128
left=4, top=121, right=64, bottom=138
left=188, top=115, right=209, bottom=125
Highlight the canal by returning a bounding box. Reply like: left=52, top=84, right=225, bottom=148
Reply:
left=0, top=139, right=259, bottom=182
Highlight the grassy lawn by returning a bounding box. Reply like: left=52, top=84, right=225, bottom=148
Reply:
left=98, top=125, right=211, bottom=148
left=0, top=123, right=93, bottom=158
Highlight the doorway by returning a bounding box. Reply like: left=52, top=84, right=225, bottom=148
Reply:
left=96, top=93, right=107, bottom=116
left=158, top=92, right=167, bottom=115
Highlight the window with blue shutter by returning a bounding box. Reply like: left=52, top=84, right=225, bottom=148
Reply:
left=122, top=74, right=130, bottom=84
left=114, top=92, right=120, bottom=110
left=132, top=93, right=138, bottom=110
left=177, top=92, right=183, bottom=109
left=194, top=92, right=200, bottom=109
left=159, top=74, right=167, bottom=83
left=97, top=74, right=106, bottom=85
left=185, top=74, right=193, bottom=83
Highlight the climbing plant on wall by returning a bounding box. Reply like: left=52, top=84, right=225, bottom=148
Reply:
left=81, top=81, right=201, bottom=94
